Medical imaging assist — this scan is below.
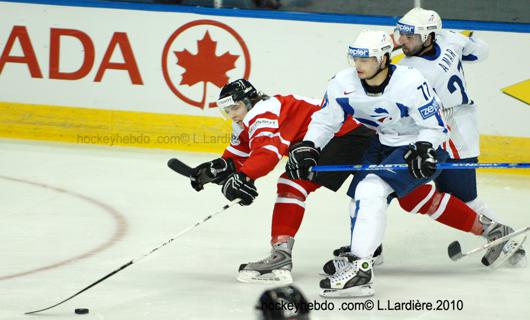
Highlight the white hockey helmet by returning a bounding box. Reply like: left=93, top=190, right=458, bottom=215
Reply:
left=396, top=7, right=442, bottom=42
left=347, top=30, right=393, bottom=65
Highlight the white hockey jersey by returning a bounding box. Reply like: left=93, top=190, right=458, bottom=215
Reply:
left=304, top=65, right=448, bottom=149
left=398, top=30, right=488, bottom=158
left=398, top=30, right=488, bottom=110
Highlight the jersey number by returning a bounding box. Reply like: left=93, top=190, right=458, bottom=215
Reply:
left=448, top=75, right=469, bottom=104
left=417, top=81, right=431, bottom=100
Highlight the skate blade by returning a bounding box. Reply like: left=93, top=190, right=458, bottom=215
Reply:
left=236, top=269, right=293, bottom=284
left=488, top=234, right=527, bottom=270
left=319, top=284, right=374, bottom=298
left=373, top=255, right=384, bottom=266
left=508, top=249, right=527, bottom=268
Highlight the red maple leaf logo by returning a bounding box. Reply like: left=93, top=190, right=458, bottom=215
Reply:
left=174, top=31, right=239, bottom=108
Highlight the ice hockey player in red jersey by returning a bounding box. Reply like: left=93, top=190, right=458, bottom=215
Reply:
left=188, top=79, right=375, bottom=284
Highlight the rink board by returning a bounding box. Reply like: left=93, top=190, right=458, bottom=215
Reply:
left=0, top=0, right=529, bottom=172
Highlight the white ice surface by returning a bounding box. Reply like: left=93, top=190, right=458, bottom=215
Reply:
left=1, top=139, right=529, bottom=320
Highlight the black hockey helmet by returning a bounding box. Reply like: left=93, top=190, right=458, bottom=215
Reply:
left=217, top=78, right=258, bottom=111
left=255, top=285, right=310, bottom=320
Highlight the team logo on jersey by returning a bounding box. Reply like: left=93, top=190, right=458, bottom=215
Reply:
left=370, top=107, right=392, bottom=123
left=418, top=99, right=440, bottom=119
left=230, top=133, right=240, bottom=146
left=162, top=20, right=251, bottom=109
left=348, top=47, right=370, bottom=58
left=397, top=22, right=415, bottom=34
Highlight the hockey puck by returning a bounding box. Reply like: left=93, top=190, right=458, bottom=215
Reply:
left=74, top=308, right=89, bottom=315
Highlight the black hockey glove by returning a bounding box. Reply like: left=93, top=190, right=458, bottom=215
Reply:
left=403, top=141, right=438, bottom=179
left=221, top=172, right=258, bottom=206
left=285, top=141, right=320, bottom=180
left=190, top=158, right=236, bottom=191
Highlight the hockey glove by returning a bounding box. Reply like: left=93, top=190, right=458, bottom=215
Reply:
left=190, top=158, right=236, bottom=191
left=286, top=141, right=320, bottom=180
left=221, top=172, right=258, bottom=206
left=403, top=141, right=438, bottom=179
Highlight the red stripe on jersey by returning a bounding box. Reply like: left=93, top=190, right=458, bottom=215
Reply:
left=448, top=138, right=460, bottom=159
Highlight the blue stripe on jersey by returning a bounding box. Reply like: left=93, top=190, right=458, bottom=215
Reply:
left=336, top=98, right=381, bottom=128
left=418, top=43, right=441, bottom=61
left=357, top=118, right=380, bottom=128
left=321, top=93, right=330, bottom=109
left=462, top=54, right=478, bottom=61
left=396, top=103, right=409, bottom=118
left=336, top=98, right=355, bottom=115
left=435, top=112, right=448, bottom=133
left=350, top=200, right=360, bottom=247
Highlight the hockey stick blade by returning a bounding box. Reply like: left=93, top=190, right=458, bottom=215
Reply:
left=448, top=226, right=530, bottom=262
left=167, top=158, right=193, bottom=177
left=24, top=199, right=240, bottom=315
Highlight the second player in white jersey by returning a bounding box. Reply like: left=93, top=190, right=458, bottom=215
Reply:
left=399, top=30, right=488, bottom=110
left=398, top=28, right=488, bottom=158
left=394, top=7, right=525, bottom=267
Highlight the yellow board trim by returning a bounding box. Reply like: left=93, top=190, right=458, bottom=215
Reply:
left=1, top=101, right=529, bottom=175
left=0, top=101, right=231, bottom=153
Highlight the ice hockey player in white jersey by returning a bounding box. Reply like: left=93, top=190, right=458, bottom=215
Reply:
left=287, top=30, right=451, bottom=298
left=395, top=7, right=525, bottom=267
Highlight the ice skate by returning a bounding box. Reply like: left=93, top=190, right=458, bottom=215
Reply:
left=480, top=215, right=527, bottom=268
left=237, top=237, right=294, bottom=284
left=320, top=256, right=374, bottom=298
left=322, top=245, right=383, bottom=275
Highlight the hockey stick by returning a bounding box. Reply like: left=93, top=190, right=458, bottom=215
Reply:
left=24, top=199, right=241, bottom=315
left=167, top=158, right=193, bottom=177
left=448, top=226, right=530, bottom=261
left=311, top=162, right=530, bottom=172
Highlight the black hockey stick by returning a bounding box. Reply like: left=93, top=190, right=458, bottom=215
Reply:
left=24, top=199, right=241, bottom=315
left=168, top=158, right=224, bottom=190
left=448, top=226, right=530, bottom=261
left=167, top=158, right=193, bottom=177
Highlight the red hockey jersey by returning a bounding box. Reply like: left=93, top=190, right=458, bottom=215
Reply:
left=222, top=94, right=360, bottom=180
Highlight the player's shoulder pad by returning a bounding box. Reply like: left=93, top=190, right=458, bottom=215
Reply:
left=243, top=96, right=281, bottom=127
left=327, top=68, right=356, bottom=93
left=393, top=64, right=426, bottom=85
left=333, top=68, right=356, bottom=83
left=439, top=30, right=467, bottom=48
left=284, top=94, right=321, bottom=106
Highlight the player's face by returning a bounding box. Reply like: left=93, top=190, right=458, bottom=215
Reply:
left=398, top=33, right=423, bottom=56
left=353, top=57, right=380, bottom=79
left=224, top=101, right=248, bottom=128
